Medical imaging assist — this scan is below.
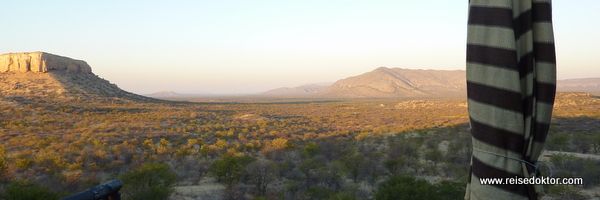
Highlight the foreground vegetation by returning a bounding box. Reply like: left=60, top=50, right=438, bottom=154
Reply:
left=0, top=92, right=598, bottom=199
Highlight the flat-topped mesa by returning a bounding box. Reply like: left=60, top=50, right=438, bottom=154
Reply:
left=0, top=52, right=92, bottom=73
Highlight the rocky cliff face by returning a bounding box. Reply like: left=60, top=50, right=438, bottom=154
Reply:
left=0, top=52, right=161, bottom=102
left=0, top=52, right=92, bottom=73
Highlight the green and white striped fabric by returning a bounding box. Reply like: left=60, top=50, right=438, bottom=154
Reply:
left=465, top=0, right=556, bottom=199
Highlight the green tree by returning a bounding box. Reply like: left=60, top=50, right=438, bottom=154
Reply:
left=317, top=161, right=346, bottom=191
left=301, top=142, right=319, bottom=158
left=328, top=192, right=359, bottom=200
left=591, top=132, right=600, bottom=154
left=572, top=132, right=592, bottom=154
left=209, top=154, right=245, bottom=190
left=384, top=158, right=405, bottom=176
left=119, top=163, right=178, bottom=200
left=0, top=145, right=8, bottom=181
left=298, top=156, right=326, bottom=186
left=550, top=153, right=576, bottom=169
left=445, top=138, right=471, bottom=164
left=199, top=145, right=211, bottom=158
left=424, top=149, right=443, bottom=167
left=305, top=186, right=334, bottom=200
left=340, top=153, right=366, bottom=183
left=435, top=180, right=466, bottom=200
left=1, top=180, right=66, bottom=200
left=374, top=175, right=437, bottom=200
left=547, top=132, right=569, bottom=152
left=581, top=159, right=600, bottom=188
left=245, top=159, right=279, bottom=196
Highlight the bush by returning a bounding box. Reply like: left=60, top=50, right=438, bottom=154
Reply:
left=0, top=145, right=8, bottom=181
left=119, top=163, right=178, bottom=200
left=1, top=180, right=66, bottom=200
left=305, top=186, right=334, bottom=200
left=548, top=185, right=589, bottom=200
left=209, top=154, right=246, bottom=189
left=374, top=175, right=465, bottom=200
left=374, top=175, right=437, bottom=200
left=435, top=180, right=466, bottom=200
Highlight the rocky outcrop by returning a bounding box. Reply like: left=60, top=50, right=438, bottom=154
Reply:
left=0, top=52, right=163, bottom=102
left=0, top=52, right=92, bottom=73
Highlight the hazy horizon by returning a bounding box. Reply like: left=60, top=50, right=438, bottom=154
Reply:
left=2, top=1, right=599, bottom=94
left=144, top=68, right=600, bottom=96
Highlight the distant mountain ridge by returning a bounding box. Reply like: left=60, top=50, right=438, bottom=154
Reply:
left=319, top=67, right=466, bottom=97
left=263, top=68, right=600, bottom=98
left=145, top=90, right=213, bottom=98
left=263, top=67, right=467, bottom=97
left=312, top=67, right=466, bottom=98
left=262, top=84, right=328, bottom=96
left=146, top=90, right=184, bottom=98
left=557, top=78, right=600, bottom=95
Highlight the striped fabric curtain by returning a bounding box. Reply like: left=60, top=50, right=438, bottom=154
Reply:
left=465, top=0, right=556, bottom=199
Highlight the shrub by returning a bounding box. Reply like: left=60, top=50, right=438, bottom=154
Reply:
left=119, top=163, right=178, bottom=200
left=548, top=185, right=589, bottom=200
left=374, top=175, right=465, bottom=200
left=374, top=175, right=437, bottom=200
left=1, top=180, right=66, bottom=200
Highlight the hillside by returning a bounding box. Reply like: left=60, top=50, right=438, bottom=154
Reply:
left=318, top=67, right=466, bottom=98
left=0, top=52, right=159, bottom=102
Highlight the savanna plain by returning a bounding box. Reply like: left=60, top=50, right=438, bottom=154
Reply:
left=1, top=91, right=599, bottom=199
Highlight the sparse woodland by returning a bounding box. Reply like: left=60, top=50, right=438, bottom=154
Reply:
left=0, top=92, right=598, bottom=199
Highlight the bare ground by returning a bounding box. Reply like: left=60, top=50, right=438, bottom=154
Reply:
left=170, top=178, right=224, bottom=200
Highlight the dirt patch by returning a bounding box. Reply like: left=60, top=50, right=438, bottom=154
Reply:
left=170, top=178, right=224, bottom=200
left=542, top=151, right=600, bottom=160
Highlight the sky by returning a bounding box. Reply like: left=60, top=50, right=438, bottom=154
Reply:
left=1, top=1, right=599, bottom=94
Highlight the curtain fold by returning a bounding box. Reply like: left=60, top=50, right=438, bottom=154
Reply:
left=465, top=0, right=556, bottom=199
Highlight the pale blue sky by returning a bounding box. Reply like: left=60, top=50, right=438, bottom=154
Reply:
left=1, top=1, right=598, bottom=94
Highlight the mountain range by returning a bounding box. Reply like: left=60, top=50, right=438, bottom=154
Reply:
left=262, top=84, right=330, bottom=96
left=145, top=90, right=213, bottom=98
left=556, top=78, right=600, bottom=95
left=262, top=67, right=467, bottom=98
left=316, top=67, right=466, bottom=98
left=263, top=67, right=600, bottom=97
